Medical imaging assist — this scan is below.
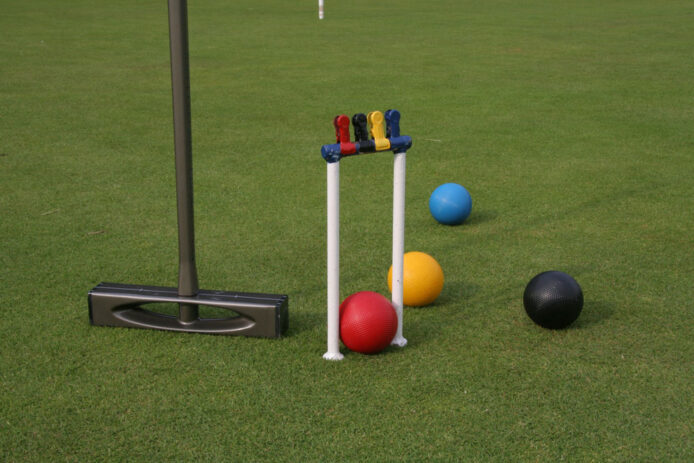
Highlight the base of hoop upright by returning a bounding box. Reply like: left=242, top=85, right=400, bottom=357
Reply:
left=323, top=351, right=344, bottom=361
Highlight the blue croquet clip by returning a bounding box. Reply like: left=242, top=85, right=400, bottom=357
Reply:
left=385, top=109, right=400, bottom=138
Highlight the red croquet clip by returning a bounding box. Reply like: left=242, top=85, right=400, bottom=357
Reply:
left=333, top=115, right=357, bottom=155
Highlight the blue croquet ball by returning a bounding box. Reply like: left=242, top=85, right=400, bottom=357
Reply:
left=429, top=183, right=472, bottom=225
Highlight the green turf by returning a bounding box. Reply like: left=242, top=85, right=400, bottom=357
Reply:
left=1, top=0, right=693, bottom=460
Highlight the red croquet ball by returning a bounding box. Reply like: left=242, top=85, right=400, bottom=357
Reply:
left=339, top=291, right=398, bottom=354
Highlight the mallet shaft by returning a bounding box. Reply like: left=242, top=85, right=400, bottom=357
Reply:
left=168, top=0, right=199, bottom=321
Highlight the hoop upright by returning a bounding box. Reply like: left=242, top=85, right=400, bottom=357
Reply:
left=323, top=161, right=343, bottom=360
left=390, top=151, right=407, bottom=347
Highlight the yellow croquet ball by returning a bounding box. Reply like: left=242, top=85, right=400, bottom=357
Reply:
left=388, top=251, right=444, bottom=306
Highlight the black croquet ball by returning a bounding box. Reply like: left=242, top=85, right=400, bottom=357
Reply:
left=523, top=271, right=583, bottom=329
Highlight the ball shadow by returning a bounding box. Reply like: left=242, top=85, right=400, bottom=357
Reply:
left=434, top=280, right=481, bottom=306
left=461, top=209, right=499, bottom=227
left=572, top=299, right=615, bottom=329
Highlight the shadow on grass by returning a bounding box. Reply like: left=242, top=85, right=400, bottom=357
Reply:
left=436, top=280, right=482, bottom=305
left=572, top=299, right=615, bottom=329
left=461, top=209, right=499, bottom=227
left=421, top=209, right=499, bottom=229
left=283, top=310, right=320, bottom=337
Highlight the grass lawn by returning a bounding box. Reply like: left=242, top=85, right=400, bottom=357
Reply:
left=1, top=0, right=692, bottom=460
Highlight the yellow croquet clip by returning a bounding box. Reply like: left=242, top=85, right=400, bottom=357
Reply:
left=368, top=111, right=391, bottom=151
